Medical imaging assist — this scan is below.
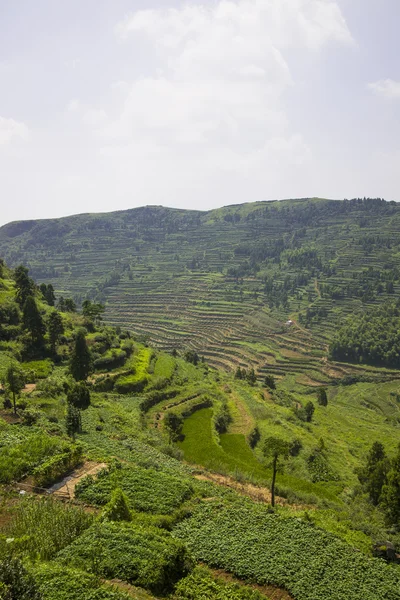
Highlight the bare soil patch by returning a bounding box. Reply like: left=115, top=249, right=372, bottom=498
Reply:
left=50, top=461, right=107, bottom=500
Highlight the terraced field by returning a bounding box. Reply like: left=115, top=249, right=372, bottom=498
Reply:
left=2, top=197, right=400, bottom=383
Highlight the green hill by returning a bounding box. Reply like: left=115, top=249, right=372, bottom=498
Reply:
left=2, top=197, right=400, bottom=385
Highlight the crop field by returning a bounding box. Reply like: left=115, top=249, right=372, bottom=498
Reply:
left=174, top=500, right=400, bottom=600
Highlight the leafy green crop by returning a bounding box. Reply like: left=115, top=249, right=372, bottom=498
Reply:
left=56, top=522, right=191, bottom=594
left=173, top=567, right=268, bottom=599
left=173, top=500, right=400, bottom=600
left=75, top=464, right=193, bottom=514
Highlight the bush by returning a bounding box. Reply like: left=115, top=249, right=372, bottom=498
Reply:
left=32, top=445, right=83, bottom=487
left=0, top=557, right=42, bottom=600
left=75, top=465, right=193, bottom=515
left=56, top=522, right=192, bottom=594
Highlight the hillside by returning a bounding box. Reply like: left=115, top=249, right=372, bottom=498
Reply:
left=2, top=197, right=400, bottom=386
left=0, top=259, right=399, bottom=598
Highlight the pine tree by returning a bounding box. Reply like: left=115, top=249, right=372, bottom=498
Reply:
left=66, top=403, right=82, bottom=441
left=381, top=443, right=400, bottom=524
left=70, top=330, right=92, bottom=381
left=67, top=381, right=91, bottom=410
left=358, top=441, right=390, bottom=506
left=23, top=296, right=46, bottom=345
left=47, top=310, right=64, bottom=353
left=14, top=265, right=35, bottom=307
left=317, top=388, right=328, bottom=406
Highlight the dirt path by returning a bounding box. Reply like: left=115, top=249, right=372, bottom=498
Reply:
left=50, top=461, right=107, bottom=500
left=314, top=278, right=321, bottom=299
left=102, top=579, right=156, bottom=599
left=228, top=392, right=255, bottom=435
left=208, top=567, right=293, bottom=600
left=194, top=472, right=298, bottom=508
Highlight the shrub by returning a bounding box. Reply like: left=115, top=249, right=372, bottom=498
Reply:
left=32, top=445, right=83, bottom=487
left=0, top=557, right=42, bottom=600
left=56, top=522, right=192, bottom=594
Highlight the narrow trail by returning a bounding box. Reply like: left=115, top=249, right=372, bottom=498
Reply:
left=208, top=568, right=294, bottom=600
left=49, top=461, right=107, bottom=500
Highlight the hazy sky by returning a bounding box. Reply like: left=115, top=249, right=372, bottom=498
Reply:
left=0, top=0, right=399, bottom=225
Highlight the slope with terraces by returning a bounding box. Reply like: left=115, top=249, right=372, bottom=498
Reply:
left=1, top=197, right=400, bottom=384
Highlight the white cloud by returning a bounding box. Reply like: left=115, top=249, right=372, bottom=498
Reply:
left=0, top=116, right=29, bottom=145
left=368, top=79, right=400, bottom=99
left=67, top=99, right=80, bottom=112
left=106, top=1, right=352, bottom=179
left=82, top=108, right=107, bottom=127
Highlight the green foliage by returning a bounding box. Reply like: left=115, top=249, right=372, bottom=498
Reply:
left=67, top=381, right=90, bottom=410
left=0, top=433, right=66, bottom=483
left=75, top=465, right=193, bottom=515
left=32, top=445, right=83, bottom=487
left=100, top=488, right=132, bottom=523
left=174, top=500, right=400, bottom=600
left=0, top=557, right=42, bottom=600
left=247, top=426, right=260, bottom=449
left=173, top=567, right=267, bottom=600
left=3, top=496, right=93, bottom=561
left=70, top=330, right=92, bottom=381
left=22, top=296, right=46, bottom=345
left=330, top=303, right=400, bottom=368
left=184, top=350, right=199, bottom=366
left=262, top=437, right=291, bottom=506
left=164, top=412, right=184, bottom=442
left=264, top=375, right=276, bottom=390
left=13, top=265, right=35, bottom=308
left=357, top=442, right=390, bottom=506
left=317, top=388, right=328, bottom=406
left=66, top=404, right=82, bottom=440
left=32, top=563, right=132, bottom=600
left=47, top=310, right=64, bottom=353
left=213, top=403, right=232, bottom=434
left=304, top=401, right=315, bottom=423
left=56, top=522, right=191, bottom=594
left=39, top=283, right=55, bottom=307
left=115, top=348, right=152, bottom=394
left=3, top=363, right=25, bottom=414
left=381, top=443, right=400, bottom=525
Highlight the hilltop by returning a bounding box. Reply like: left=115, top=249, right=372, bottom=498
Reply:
left=1, top=197, right=400, bottom=389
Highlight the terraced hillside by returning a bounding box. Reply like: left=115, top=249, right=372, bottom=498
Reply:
left=2, top=197, right=400, bottom=383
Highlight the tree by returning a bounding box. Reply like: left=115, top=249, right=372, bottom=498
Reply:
left=66, top=402, right=82, bottom=440
left=305, top=401, right=315, bottom=423
left=264, top=374, right=276, bottom=390
left=14, top=265, right=35, bottom=307
left=246, top=368, right=257, bottom=386
left=358, top=441, right=390, bottom=506
left=184, top=350, right=199, bottom=365
left=262, top=437, right=290, bottom=507
left=23, top=296, right=46, bottom=345
left=381, top=443, right=400, bottom=524
left=101, top=488, right=131, bottom=522
left=82, top=300, right=105, bottom=324
left=317, top=388, right=328, bottom=406
left=4, top=363, right=25, bottom=414
left=40, top=283, right=55, bottom=306
left=70, top=330, right=92, bottom=381
left=66, top=381, right=91, bottom=410
left=164, top=412, right=184, bottom=442
left=47, top=310, right=64, bottom=353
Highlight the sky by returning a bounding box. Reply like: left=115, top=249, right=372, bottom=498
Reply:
left=0, top=0, right=399, bottom=226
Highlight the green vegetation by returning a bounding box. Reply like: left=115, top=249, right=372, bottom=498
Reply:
left=56, top=522, right=191, bottom=594
left=2, top=208, right=400, bottom=600
left=75, top=464, right=193, bottom=515
left=174, top=500, right=400, bottom=600
left=173, top=567, right=268, bottom=599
